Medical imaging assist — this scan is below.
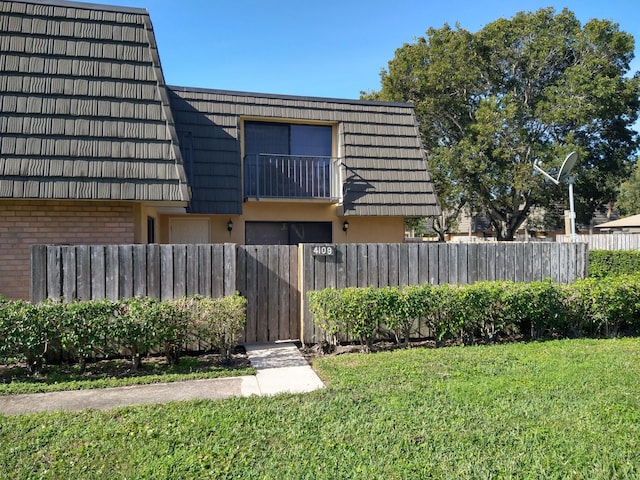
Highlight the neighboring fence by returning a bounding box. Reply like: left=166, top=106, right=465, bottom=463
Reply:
left=299, top=242, right=589, bottom=344
left=31, top=241, right=589, bottom=345
left=557, top=234, right=640, bottom=250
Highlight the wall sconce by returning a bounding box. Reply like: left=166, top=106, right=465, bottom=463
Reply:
left=227, top=219, right=233, bottom=233
left=342, top=220, right=349, bottom=233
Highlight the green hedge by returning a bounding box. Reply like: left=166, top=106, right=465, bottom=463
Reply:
left=589, top=250, right=640, bottom=278
left=307, top=276, right=640, bottom=348
left=0, top=294, right=247, bottom=373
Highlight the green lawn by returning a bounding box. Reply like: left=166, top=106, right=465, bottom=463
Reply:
left=1, top=338, right=639, bottom=479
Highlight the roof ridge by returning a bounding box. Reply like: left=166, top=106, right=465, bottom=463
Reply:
left=6, top=0, right=148, bottom=15
left=167, top=85, right=414, bottom=109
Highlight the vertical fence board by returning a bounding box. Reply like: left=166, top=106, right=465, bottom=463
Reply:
left=105, top=245, right=119, bottom=300
left=76, top=245, right=91, bottom=300
left=543, top=243, right=552, bottom=280
left=186, top=245, right=199, bottom=296
left=476, top=244, right=487, bottom=281
left=437, top=243, right=449, bottom=285
left=118, top=246, right=133, bottom=299
left=356, top=244, right=368, bottom=287
left=398, top=244, right=409, bottom=286
left=407, top=243, right=419, bottom=286
left=160, top=246, right=173, bottom=301
left=467, top=243, right=478, bottom=284
left=336, top=244, right=346, bottom=289
left=90, top=246, right=106, bottom=300
left=364, top=243, right=380, bottom=287
left=345, top=244, right=358, bottom=286
left=428, top=244, right=439, bottom=285
left=132, top=245, right=147, bottom=298
left=458, top=243, right=468, bottom=284
left=418, top=244, right=429, bottom=285
left=268, top=246, right=280, bottom=341
left=146, top=244, right=160, bottom=299
left=211, top=244, right=224, bottom=298
left=277, top=246, right=290, bottom=341
left=256, top=246, right=269, bottom=343
left=62, top=247, right=77, bottom=301
left=376, top=244, right=389, bottom=287
left=388, top=243, right=399, bottom=286
left=198, top=244, right=212, bottom=297
left=223, top=243, right=236, bottom=296
left=46, top=246, right=62, bottom=300
left=172, top=245, right=187, bottom=298
left=446, top=243, right=458, bottom=284
left=237, top=247, right=252, bottom=343
left=289, top=246, right=299, bottom=340
left=30, top=245, right=47, bottom=303
left=530, top=243, right=541, bottom=281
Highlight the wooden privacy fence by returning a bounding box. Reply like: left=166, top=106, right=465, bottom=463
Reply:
left=557, top=234, right=640, bottom=250
left=31, top=241, right=589, bottom=345
left=300, top=242, right=589, bottom=343
left=30, top=244, right=237, bottom=303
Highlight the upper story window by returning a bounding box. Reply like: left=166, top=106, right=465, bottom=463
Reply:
left=245, top=122, right=332, bottom=158
left=243, top=121, right=340, bottom=200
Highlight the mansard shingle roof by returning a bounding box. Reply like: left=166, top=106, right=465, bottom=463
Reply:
left=0, top=0, right=190, bottom=202
left=169, top=87, right=439, bottom=217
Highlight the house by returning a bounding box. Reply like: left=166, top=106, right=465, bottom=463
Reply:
left=0, top=0, right=439, bottom=300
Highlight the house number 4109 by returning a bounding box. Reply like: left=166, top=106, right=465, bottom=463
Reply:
left=312, top=245, right=335, bottom=256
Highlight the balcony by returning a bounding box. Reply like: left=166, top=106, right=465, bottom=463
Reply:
left=244, top=154, right=341, bottom=200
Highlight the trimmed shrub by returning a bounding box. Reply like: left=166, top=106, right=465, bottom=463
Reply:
left=58, top=299, right=118, bottom=372
left=0, top=299, right=57, bottom=373
left=0, top=294, right=248, bottom=371
left=589, top=250, right=640, bottom=278
left=570, top=275, right=640, bottom=337
left=308, top=274, right=640, bottom=348
left=113, top=297, right=162, bottom=371
left=379, top=285, right=424, bottom=347
left=191, top=294, right=247, bottom=362
left=308, top=286, right=384, bottom=350
left=502, top=280, right=566, bottom=339
left=307, top=288, right=345, bottom=344
left=155, top=297, right=195, bottom=365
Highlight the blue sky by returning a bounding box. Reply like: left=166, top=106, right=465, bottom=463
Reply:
left=103, top=0, right=639, bottom=99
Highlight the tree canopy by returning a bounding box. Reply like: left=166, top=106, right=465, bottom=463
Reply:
left=366, top=8, right=640, bottom=240
left=617, top=157, right=640, bottom=216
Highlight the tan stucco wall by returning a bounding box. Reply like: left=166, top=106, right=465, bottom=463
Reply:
left=158, top=200, right=406, bottom=244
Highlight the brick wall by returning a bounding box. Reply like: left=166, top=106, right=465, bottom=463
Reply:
left=0, top=200, right=135, bottom=300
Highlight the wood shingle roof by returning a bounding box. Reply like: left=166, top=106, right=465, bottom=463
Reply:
left=169, top=87, right=439, bottom=217
left=0, top=0, right=189, bottom=202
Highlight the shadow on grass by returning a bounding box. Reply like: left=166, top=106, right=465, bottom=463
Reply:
left=0, top=349, right=254, bottom=395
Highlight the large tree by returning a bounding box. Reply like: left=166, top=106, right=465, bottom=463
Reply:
left=366, top=8, right=640, bottom=240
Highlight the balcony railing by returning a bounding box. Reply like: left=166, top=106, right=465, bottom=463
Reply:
left=244, top=154, right=341, bottom=200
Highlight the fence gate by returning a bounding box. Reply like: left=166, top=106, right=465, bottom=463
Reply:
left=236, top=245, right=299, bottom=343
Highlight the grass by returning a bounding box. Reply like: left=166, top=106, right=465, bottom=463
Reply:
left=1, top=338, right=640, bottom=478
left=0, top=354, right=255, bottom=395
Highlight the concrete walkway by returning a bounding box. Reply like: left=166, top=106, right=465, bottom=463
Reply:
left=0, top=342, right=324, bottom=416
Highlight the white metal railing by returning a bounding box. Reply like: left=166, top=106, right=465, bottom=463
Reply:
left=244, top=154, right=341, bottom=200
